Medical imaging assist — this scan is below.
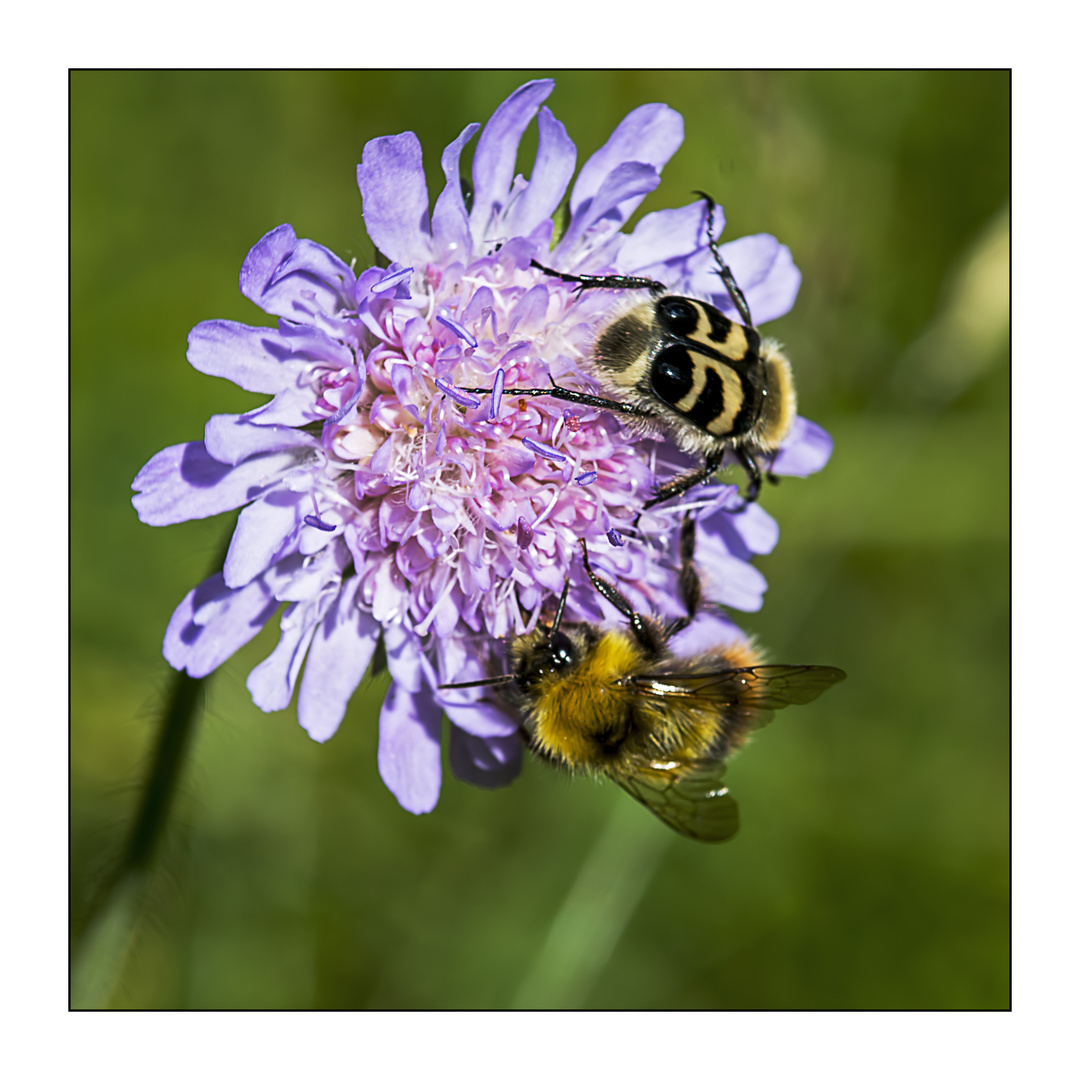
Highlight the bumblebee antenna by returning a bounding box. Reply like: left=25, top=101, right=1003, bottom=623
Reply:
left=549, top=574, right=571, bottom=637
left=440, top=578, right=572, bottom=690
left=692, top=190, right=755, bottom=330
left=437, top=673, right=515, bottom=690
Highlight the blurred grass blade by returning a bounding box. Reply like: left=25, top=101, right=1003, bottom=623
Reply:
left=70, top=870, right=149, bottom=1009
left=512, top=798, right=671, bottom=1009
left=71, top=669, right=206, bottom=1008
left=888, top=202, right=1009, bottom=408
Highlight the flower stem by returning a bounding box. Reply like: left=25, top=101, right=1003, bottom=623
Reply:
left=72, top=531, right=231, bottom=1008
left=123, top=669, right=205, bottom=873
left=71, top=668, right=207, bottom=1008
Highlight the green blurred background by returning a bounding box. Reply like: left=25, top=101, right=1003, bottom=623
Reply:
left=71, top=71, right=1008, bottom=1009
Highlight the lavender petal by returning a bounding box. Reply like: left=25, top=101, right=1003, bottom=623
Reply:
left=619, top=200, right=721, bottom=281
left=357, top=132, right=433, bottom=266
left=501, top=105, right=577, bottom=239
left=204, top=413, right=317, bottom=468
left=242, top=391, right=321, bottom=429
left=326, top=385, right=364, bottom=425
left=297, top=578, right=379, bottom=742
left=692, top=234, right=801, bottom=326
left=569, top=103, right=683, bottom=217
left=469, top=79, right=554, bottom=241
left=771, top=416, right=834, bottom=477
left=247, top=599, right=323, bottom=712
left=383, top=622, right=424, bottom=694
left=132, top=443, right=297, bottom=526
left=695, top=542, right=769, bottom=613
left=237, top=224, right=298, bottom=312
left=727, top=502, right=781, bottom=556
left=239, top=225, right=356, bottom=322
left=163, top=572, right=278, bottom=679
left=431, top=122, right=481, bottom=259
left=440, top=695, right=521, bottom=738
left=224, top=492, right=304, bottom=588
left=557, top=161, right=661, bottom=258
left=448, top=727, right=524, bottom=789
left=186, top=320, right=311, bottom=394
left=370, top=264, right=414, bottom=295
left=487, top=441, right=535, bottom=477
left=378, top=683, right=443, bottom=814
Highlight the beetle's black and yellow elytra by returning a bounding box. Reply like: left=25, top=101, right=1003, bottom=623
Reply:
left=587, top=291, right=797, bottom=506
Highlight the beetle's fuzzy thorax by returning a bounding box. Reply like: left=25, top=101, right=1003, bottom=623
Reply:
left=753, top=340, right=797, bottom=452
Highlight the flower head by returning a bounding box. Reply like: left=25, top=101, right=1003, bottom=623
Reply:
left=132, top=79, right=831, bottom=814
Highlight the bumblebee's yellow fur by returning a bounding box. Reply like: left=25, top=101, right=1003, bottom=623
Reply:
left=509, top=623, right=765, bottom=779
left=513, top=629, right=643, bottom=773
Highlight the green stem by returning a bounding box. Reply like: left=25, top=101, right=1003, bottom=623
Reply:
left=124, top=669, right=205, bottom=873
left=72, top=532, right=231, bottom=1008
left=71, top=668, right=207, bottom=1008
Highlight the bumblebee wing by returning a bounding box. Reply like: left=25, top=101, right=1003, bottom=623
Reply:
left=629, top=664, right=845, bottom=730
left=615, top=759, right=739, bottom=843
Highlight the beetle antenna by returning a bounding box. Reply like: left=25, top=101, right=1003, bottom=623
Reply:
left=692, top=190, right=755, bottom=329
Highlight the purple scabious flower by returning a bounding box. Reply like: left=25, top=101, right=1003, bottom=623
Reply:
left=132, top=79, right=832, bottom=815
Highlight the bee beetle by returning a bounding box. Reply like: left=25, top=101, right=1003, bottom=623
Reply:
left=462, top=193, right=797, bottom=510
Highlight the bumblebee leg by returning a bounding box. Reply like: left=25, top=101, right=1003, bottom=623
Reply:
left=641, top=453, right=724, bottom=509
left=691, top=191, right=755, bottom=330
left=530, top=259, right=666, bottom=297
left=578, top=539, right=665, bottom=656
left=662, top=516, right=702, bottom=642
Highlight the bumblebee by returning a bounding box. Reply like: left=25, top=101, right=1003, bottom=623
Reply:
left=440, top=518, right=845, bottom=841
left=461, top=193, right=797, bottom=510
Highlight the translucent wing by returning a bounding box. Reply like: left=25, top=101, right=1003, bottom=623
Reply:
left=630, top=664, right=845, bottom=726
left=615, top=759, right=740, bottom=843
left=614, top=666, right=844, bottom=841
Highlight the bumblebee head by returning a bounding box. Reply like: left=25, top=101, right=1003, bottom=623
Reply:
left=513, top=627, right=582, bottom=691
